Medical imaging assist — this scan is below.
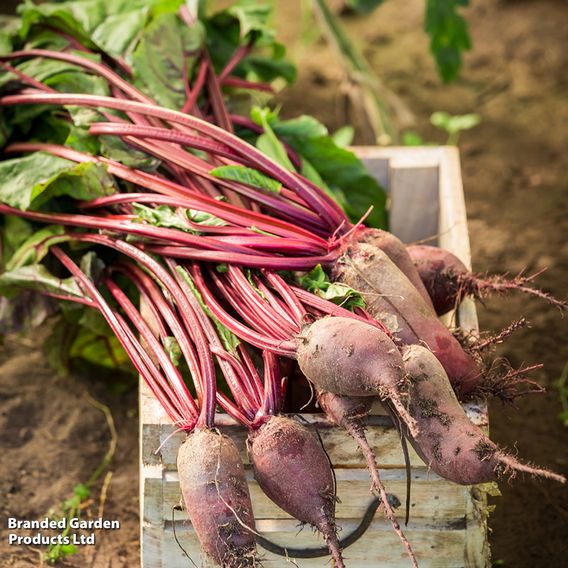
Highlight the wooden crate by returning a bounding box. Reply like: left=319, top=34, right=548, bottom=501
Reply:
left=140, top=147, right=491, bottom=567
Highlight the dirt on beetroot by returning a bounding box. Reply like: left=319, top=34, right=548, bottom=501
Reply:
left=1, top=0, right=567, bottom=567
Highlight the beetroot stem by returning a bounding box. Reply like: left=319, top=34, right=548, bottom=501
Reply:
left=50, top=246, right=196, bottom=427
left=167, top=259, right=261, bottom=416
left=0, top=92, right=347, bottom=228
left=190, top=264, right=297, bottom=356
left=105, top=277, right=203, bottom=423
left=6, top=141, right=327, bottom=245
left=113, top=263, right=206, bottom=405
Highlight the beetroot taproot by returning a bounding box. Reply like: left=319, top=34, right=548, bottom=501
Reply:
left=178, top=429, right=257, bottom=567
left=318, top=391, right=418, bottom=568
left=247, top=415, right=344, bottom=567
left=401, top=345, right=565, bottom=485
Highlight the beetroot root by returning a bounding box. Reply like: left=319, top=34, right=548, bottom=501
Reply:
left=177, top=429, right=257, bottom=567
left=357, top=227, right=435, bottom=311
left=247, top=415, right=344, bottom=567
left=332, top=243, right=482, bottom=397
left=318, top=392, right=419, bottom=568
left=407, top=244, right=568, bottom=315
left=297, top=316, right=419, bottom=436
left=401, top=345, right=566, bottom=485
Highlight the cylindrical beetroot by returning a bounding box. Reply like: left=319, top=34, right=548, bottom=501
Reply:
left=407, top=244, right=471, bottom=315
left=407, top=244, right=568, bottom=315
left=332, top=242, right=481, bottom=397
left=357, top=227, right=435, bottom=311
left=247, top=415, right=345, bottom=568
left=177, top=429, right=257, bottom=567
left=297, top=316, right=419, bottom=436
left=401, top=345, right=565, bottom=485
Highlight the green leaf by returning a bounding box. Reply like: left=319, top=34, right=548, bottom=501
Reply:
left=1, top=216, right=34, bottom=268
left=0, top=152, right=116, bottom=211
left=210, top=165, right=281, bottom=193
left=205, top=2, right=295, bottom=85
left=299, top=264, right=328, bottom=290
left=175, top=266, right=240, bottom=354
left=252, top=107, right=295, bottom=170
left=18, top=0, right=105, bottom=46
left=99, top=134, right=160, bottom=171
left=0, top=16, right=19, bottom=55
left=7, top=225, right=68, bottom=270
left=0, top=264, right=84, bottom=300
left=133, top=203, right=192, bottom=232
left=132, top=13, right=205, bottom=109
left=425, top=0, right=471, bottom=83
left=69, top=324, right=131, bottom=371
left=226, top=1, right=273, bottom=40
left=431, top=111, right=480, bottom=133
left=164, top=336, right=182, bottom=366
left=90, top=7, right=149, bottom=61
left=270, top=114, right=327, bottom=140
left=321, top=282, right=365, bottom=309
left=17, top=0, right=184, bottom=58
left=402, top=131, right=425, bottom=146
left=244, top=52, right=297, bottom=84
left=73, top=483, right=90, bottom=500
left=187, top=207, right=227, bottom=227
left=332, top=126, right=355, bottom=148
left=273, top=119, right=387, bottom=228
left=298, top=264, right=365, bottom=310
left=65, top=126, right=100, bottom=154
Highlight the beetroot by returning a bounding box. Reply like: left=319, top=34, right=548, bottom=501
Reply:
left=407, top=244, right=568, bottom=315
left=401, top=345, right=565, bottom=485
left=177, top=429, right=257, bottom=567
left=357, top=227, right=435, bottom=311
left=247, top=415, right=344, bottom=567
left=297, top=316, right=419, bottom=436
left=333, top=242, right=482, bottom=397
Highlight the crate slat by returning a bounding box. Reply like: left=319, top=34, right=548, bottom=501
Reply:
left=140, top=147, right=490, bottom=568
left=153, top=522, right=469, bottom=568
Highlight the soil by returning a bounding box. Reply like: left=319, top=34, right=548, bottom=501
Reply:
left=1, top=0, right=567, bottom=567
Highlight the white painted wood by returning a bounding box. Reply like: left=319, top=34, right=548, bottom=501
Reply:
left=140, top=147, right=490, bottom=567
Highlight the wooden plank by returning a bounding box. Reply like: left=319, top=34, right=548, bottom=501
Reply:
left=160, top=521, right=468, bottom=568
left=142, top=419, right=425, bottom=470
left=161, top=468, right=466, bottom=522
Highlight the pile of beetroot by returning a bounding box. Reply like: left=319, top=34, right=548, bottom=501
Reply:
left=0, top=2, right=566, bottom=567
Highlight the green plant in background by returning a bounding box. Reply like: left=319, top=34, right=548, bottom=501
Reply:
left=310, top=0, right=412, bottom=145
left=308, top=0, right=473, bottom=144
left=402, top=111, right=480, bottom=146
left=554, top=362, right=568, bottom=426
left=430, top=111, right=480, bottom=145
left=425, top=0, right=471, bottom=83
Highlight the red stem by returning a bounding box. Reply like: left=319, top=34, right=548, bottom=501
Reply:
left=50, top=246, right=196, bottom=428
left=105, top=277, right=201, bottom=423
left=190, top=264, right=297, bottom=356
left=6, top=141, right=327, bottom=245
left=0, top=92, right=347, bottom=229
left=112, top=263, right=205, bottom=405
left=166, top=259, right=261, bottom=417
